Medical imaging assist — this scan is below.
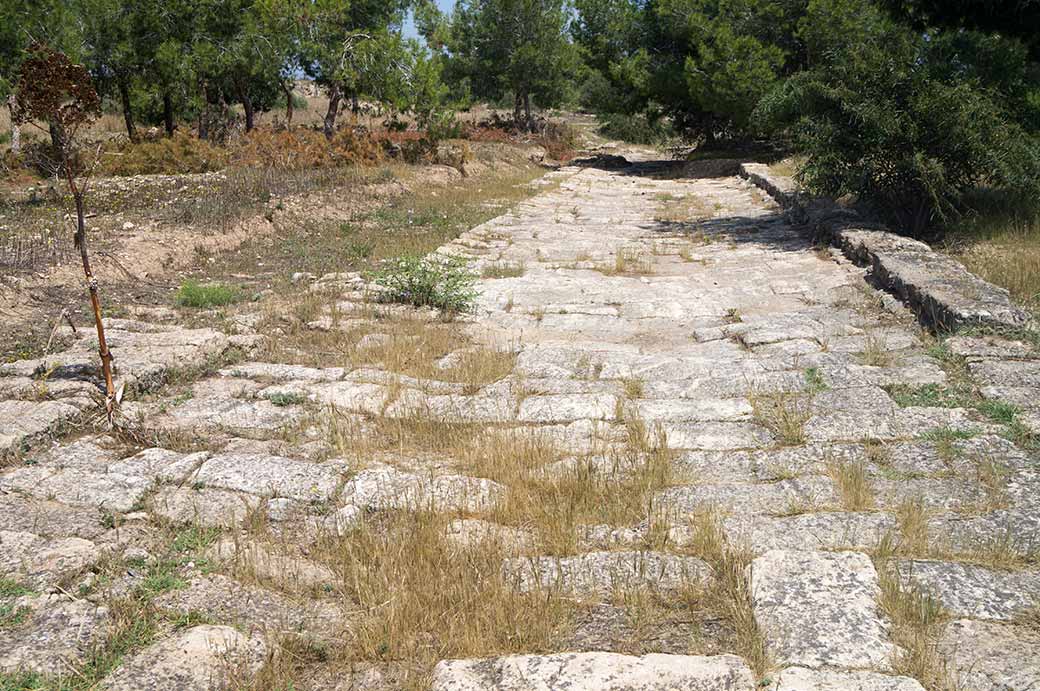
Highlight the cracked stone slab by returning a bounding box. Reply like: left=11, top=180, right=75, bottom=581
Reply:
left=0, top=465, right=150, bottom=513
left=750, top=549, right=896, bottom=670
left=99, top=625, right=266, bottom=691
left=331, top=463, right=504, bottom=532
left=0, top=530, right=99, bottom=589
left=430, top=652, right=755, bottom=691
left=191, top=453, right=344, bottom=502
left=894, top=559, right=1040, bottom=620
left=719, top=512, right=895, bottom=553
left=773, top=667, right=925, bottom=691
left=154, top=574, right=347, bottom=640
left=938, top=619, right=1040, bottom=691
left=656, top=477, right=836, bottom=517
left=502, top=551, right=709, bottom=596
left=0, top=399, right=85, bottom=457
left=0, top=596, right=110, bottom=675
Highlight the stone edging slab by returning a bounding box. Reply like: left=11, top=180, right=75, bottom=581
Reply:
left=739, top=163, right=1031, bottom=332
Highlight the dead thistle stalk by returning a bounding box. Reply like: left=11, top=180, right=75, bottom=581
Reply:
left=13, top=44, right=119, bottom=419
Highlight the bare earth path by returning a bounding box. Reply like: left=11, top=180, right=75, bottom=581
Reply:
left=1, top=152, right=1038, bottom=690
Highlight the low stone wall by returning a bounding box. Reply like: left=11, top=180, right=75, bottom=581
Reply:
left=738, top=163, right=1031, bottom=333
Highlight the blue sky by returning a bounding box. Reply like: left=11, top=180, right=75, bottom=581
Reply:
left=403, top=0, right=455, bottom=41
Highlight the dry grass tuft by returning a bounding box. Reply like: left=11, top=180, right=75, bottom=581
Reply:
left=828, top=459, right=875, bottom=511
left=859, top=334, right=893, bottom=367
left=596, top=247, right=654, bottom=276
left=682, top=511, right=772, bottom=676
left=325, top=511, right=573, bottom=691
left=872, top=534, right=953, bottom=690
left=751, top=391, right=810, bottom=446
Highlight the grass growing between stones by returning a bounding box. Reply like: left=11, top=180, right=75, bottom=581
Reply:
left=750, top=391, right=809, bottom=446
left=681, top=511, right=772, bottom=677
left=828, top=459, right=875, bottom=511
left=322, top=511, right=574, bottom=691
left=260, top=312, right=517, bottom=393
left=175, top=280, right=243, bottom=308
left=872, top=534, right=953, bottom=691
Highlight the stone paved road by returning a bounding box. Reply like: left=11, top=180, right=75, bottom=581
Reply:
left=1, top=154, right=1038, bottom=689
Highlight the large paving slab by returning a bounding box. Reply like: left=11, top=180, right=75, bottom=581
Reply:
left=750, top=550, right=897, bottom=670
left=430, top=652, right=755, bottom=690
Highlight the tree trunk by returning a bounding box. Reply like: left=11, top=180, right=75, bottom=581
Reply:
left=523, top=92, right=532, bottom=132
left=351, top=93, right=359, bottom=115
left=162, top=92, right=175, bottom=136
left=198, top=82, right=210, bottom=140
left=118, top=78, right=137, bottom=142
left=282, top=81, right=294, bottom=128
left=323, top=84, right=341, bottom=140
left=241, top=88, right=255, bottom=132
left=513, top=92, right=523, bottom=129
left=7, top=95, right=19, bottom=154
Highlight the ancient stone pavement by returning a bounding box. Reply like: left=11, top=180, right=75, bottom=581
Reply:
left=2, top=154, right=1039, bottom=689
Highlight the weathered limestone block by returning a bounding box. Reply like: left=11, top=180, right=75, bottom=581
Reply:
left=0, top=465, right=150, bottom=512
left=894, top=559, right=1040, bottom=620
left=518, top=393, right=617, bottom=423
left=656, top=477, right=836, bottom=517
left=430, top=652, right=755, bottom=691
left=938, top=619, right=1040, bottom=691
left=149, top=486, right=261, bottom=527
left=0, top=530, right=98, bottom=589
left=720, top=512, right=895, bottom=554
left=99, top=625, right=266, bottom=691
left=750, top=549, right=896, bottom=670
left=0, top=596, right=110, bottom=675
left=191, top=453, right=344, bottom=503
left=207, top=539, right=336, bottom=592
left=773, top=667, right=925, bottom=691
left=502, top=551, right=710, bottom=596
left=0, top=399, right=84, bottom=457
left=154, top=574, right=347, bottom=640
left=331, top=464, right=504, bottom=533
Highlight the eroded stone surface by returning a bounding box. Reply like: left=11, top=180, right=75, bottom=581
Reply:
left=894, top=559, right=1040, bottom=620
left=430, top=652, right=755, bottom=691
left=99, top=625, right=266, bottom=691
left=938, top=619, right=1040, bottom=691
left=751, top=549, right=896, bottom=670
left=773, top=667, right=925, bottom=691
left=0, top=596, right=110, bottom=675
left=503, top=551, right=709, bottom=596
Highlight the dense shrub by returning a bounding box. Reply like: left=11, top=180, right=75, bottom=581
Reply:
left=536, top=120, right=579, bottom=161
left=374, top=254, right=479, bottom=313
left=756, top=2, right=1040, bottom=236
left=99, top=131, right=228, bottom=176
left=231, top=128, right=384, bottom=170
left=598, top=113, right=675, bottom=146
